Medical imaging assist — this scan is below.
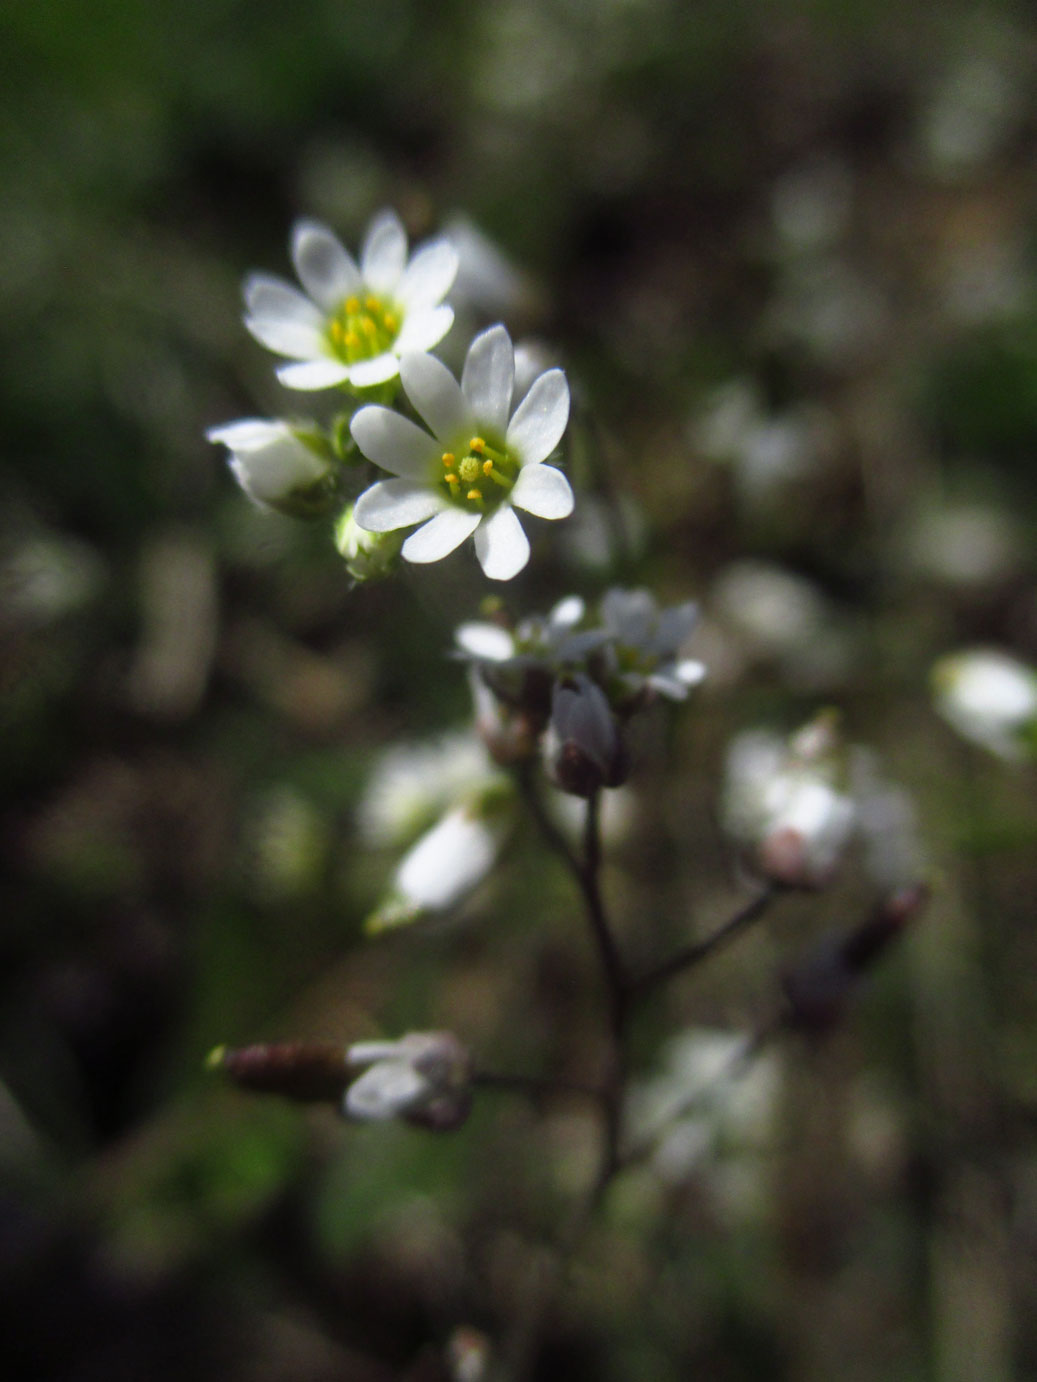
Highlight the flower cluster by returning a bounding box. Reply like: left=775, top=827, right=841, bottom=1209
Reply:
left=458, top=588, right=705, bottom=792
left=208, top=208, right=575, bottom=582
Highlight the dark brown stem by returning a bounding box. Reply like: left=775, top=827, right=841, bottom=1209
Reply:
left=629, top=883, right=779, bottom=999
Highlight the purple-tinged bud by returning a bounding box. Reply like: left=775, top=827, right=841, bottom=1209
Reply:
left=544, top=674, right=628, bottom=797
left=782, top=883, right=929, bottom=1033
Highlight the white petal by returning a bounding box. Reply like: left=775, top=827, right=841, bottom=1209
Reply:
left=510, top=464, right=574, bottom=520
left=474, top=505, right=530, bottom=581
left=506, top=368, right=570, bottom=465
left=346, top=1060, right=427, bottom=1119
left=395, top=805, right=500, bottom=910
left=395, top=304, right=455, bottom=353
left=400, top=352, right=473, bottom=444
left=206, top=418, right=284, bottom=449
left=402, top=508, right=482, bottom=564
left=347, top=1041, right=405, bottom=1067
left=275, top=357, right=353, bottom=390
left=549, top=595, right=585, bottom=626
left=244, top=314, right=326, bottom=359
left=354, top=479, right=446, bottom=532
left=351, top=406, right=440, bottom=478
left=243, top=273, right=324, bottom=329
left=397, top=239, right=459, bottom=309
left=455, top=622, right=516, bottom=661
left=290, top=220, right=361, bottom=311
left=361, top=209, right=407, bottom=294
left=346, top=352, right=400, bottom=388
left=462, top=325, right=514, bottom=438
left=675, top=658, right=707, bottom=686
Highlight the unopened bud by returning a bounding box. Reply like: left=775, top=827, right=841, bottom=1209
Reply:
left=782, top=883, right=929, bottom=1033
left=207, top=418, right=339, bottom=518
left=334, top=504, right=403, bottom=582
left=544, top=674, right=628, bottom=797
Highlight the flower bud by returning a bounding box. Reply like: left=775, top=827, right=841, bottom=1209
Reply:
left=544, top=674, right=628, bottom=796
left=932, top=648, right=1037, bottom=761
left=344, top=1031, right=473, bottom=1131
left=207, top=418, right=339, bottom=518
left=334, top=504, right=403, bottom=582
left=781, top=883, right=929, bottom=1033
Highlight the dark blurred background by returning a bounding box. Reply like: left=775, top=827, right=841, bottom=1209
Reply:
left=3, top=1, right=1037, bottom=1377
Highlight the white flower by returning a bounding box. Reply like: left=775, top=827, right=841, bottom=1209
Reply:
left=455, top=594, right=601, bottom=666
left=243, top=209, right=458, bottom=391
left=351, top=324, right=573, bottom=581
left=932, top=648, right=1037, bottom=760
left=366, top=793, right=511, bottom=933
left=206, top=418, right=336, bottom=516
left=344, top=1032, right=472, bottom=1130
left=722, top=717, right=857, bottom=888
left=598, top=588, right=705, bottom=701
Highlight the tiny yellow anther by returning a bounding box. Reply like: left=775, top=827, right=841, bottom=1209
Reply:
left=345, top=296, right=360, bottom=315
left=482, top=459, right=493, bottom=475
left=365, top=295, right=380, bottom=312
left=469, top=437, right=486, bottom=454
left=383, top=312, right=398, bottom=332
left=445, top=473, right=459, bottom=485
left=344, top=330, right=361, bottom=350
left=361, top=316, right=377, bottom=336
left=442, top=452, right=455, bottom=466
left=467, top=488, right=483, bottom=502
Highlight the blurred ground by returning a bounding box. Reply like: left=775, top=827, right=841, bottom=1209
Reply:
left=2, top=1, right=1037, bottom=1378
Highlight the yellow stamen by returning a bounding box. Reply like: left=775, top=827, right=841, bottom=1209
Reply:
left=442, top=452, right=455, bottom=466
left=344, top=330, right=361, bottom=350
left=364, top=295, right=380, bottom=312
left=469, top=437, right=486, bottom=454
left=482, top=459, right=493, bottom=475
left=345, top=296, right=360, bottom=315
left=361, top=316, right=377, bottom=337
left=383, top=312, right=398, bottom=332
left=445, top=473, right=459, bottom=485
left=467, top=488, right=483, bottom=502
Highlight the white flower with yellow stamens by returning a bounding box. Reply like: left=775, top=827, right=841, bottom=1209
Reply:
left=243, top=210, right=458, bottom=391
left=351, top=324, right=573, bottom=581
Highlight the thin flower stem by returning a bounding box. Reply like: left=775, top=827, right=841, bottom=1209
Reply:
left=471, top=1070, right=601, bottom=1102
left=629, top=883, right=779, bottom=998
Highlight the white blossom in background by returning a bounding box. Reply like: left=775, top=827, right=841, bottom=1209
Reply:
left=443, top=214, right=533, bottom=319
left=206, top=418, right=336, bottom=516
left=932, top=648, right=1037, bottom=761
left=357, top=731, right=504, bottom=848
left=455, top=594, right=603, bottom=669
left=243, top=209, right=458, bottom=390
left=365, top=788, right=513, bottom=933
left=625, top=1028, right=782, bottom=1217
left=351, top=324, right=573, bottom=580
left=722, top=713, right=857, bottom=888
left=344, top=1032, right=472, bottom=1130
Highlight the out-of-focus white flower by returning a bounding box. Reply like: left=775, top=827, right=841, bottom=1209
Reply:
left=207, top=418, right=337, bottom=516
left=345, top=1032, right=472, bottom=1131
left=243, top=209, right=458, bottom=391
left=357, top=731, right=502, bottom=848
left=771, top=156, right=853, bottom=254
left=456, top=594, right=600, bottom=668
left=333, top=504, right=403, bottom=582
left=932, top=648, right=1037, bottom=761
left=543, top=674, right=627, bottom=796
left=443, top=214, right=533, bottom=318
left=352, top=324, right=572, bottom=580
left=906, top=501, right=1020, bottom=590
left=693, top=381, right=834, bottom=502
left=919, top=52, right=1023, bottom=180
left=597, top=587, right=705, bottom=704
left=722, top=713, right=857, bottom=888
left=366, top=790, right=512, bottom=933
left=1, top=533, right=104, bottom=629
left=626, top=1028, right=781, bottom=1202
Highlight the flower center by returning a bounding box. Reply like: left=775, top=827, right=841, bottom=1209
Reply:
left=326, top=294, right=400, bottom=363
left=438, top=436, right=518, bottom=511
